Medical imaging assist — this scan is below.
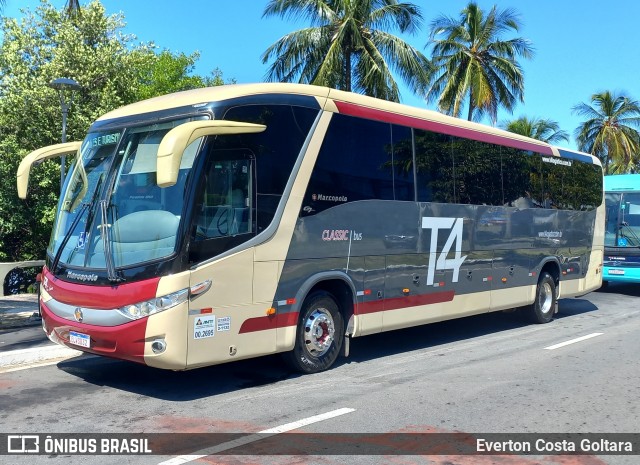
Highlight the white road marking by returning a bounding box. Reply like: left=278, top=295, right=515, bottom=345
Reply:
left=544, top=332, right=604, bottom=350
left=157, top=407, right=356, bottom=464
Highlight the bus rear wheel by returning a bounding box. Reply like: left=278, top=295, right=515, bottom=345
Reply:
left=527, top=272, right=556, bottom=324
left=285, top=291, right=344, bottom=374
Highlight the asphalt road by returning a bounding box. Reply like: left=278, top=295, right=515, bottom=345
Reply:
left=1, top=283, right=639, bottom=465
left=0, top=324, right=49, bottom=352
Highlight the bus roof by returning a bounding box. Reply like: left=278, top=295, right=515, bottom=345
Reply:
left=96, top=83, right=599, bottom=165
left=604, top=173, right=640, bottom=191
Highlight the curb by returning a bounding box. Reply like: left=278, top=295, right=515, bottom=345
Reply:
left=0, top=311, right=42, bottom=329
left=0, top=293, right=41, bottom=330
left=0, top=345, right=83, bottom=371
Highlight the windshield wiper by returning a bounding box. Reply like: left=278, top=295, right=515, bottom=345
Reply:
left=99, top=200, right=124, bottom=283
left=51, top=203, right=90, bottom=275
left=619, top=222, right=640, bottom=247
left=51, top=173, right=105, bottom=276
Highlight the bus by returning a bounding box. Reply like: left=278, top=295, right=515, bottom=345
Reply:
left=16, top=83, right=604, bottom=373
left=603, top=174, right=640, bottom=284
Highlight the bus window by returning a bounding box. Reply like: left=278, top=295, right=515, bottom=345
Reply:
left=303, top=114, right=415, bottom=216
left=452, top=138, right=502, bottom=206
left=502, top=147, right=542, bottom=208
left=196, top=155, right=252, bottom=239
left=221, top=105, right=319, bottom=231
left=414, top=129, right=453, bottom=203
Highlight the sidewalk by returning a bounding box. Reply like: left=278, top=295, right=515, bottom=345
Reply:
left=0, top=293, right=41, bottom=329
left=0, top=294, right=82, bottom=371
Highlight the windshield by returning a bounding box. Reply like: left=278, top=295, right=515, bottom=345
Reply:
left=605, top=192, right=640, bottom=247
left=48, top=118, right=202, bottom=270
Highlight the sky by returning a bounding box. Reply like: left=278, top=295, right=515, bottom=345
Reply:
left=3, top=0, right=640, bottom=151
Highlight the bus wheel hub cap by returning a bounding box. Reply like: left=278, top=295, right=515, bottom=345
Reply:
left=304, top=309, right=335, bottom=356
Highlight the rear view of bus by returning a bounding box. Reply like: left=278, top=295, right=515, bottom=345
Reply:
left=603, top=174, right=640, bottom=283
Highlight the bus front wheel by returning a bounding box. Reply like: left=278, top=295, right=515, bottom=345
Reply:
left=285, top=291, right=344, bottom=374
left=528, top=272, right=556, bottom=324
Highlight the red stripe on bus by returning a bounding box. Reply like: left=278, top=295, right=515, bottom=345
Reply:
left=356, top=299, right=385, bottom=315
left=41, top=300, right=147, bottom=365
left=356, top=290, right=455, bottom=315
left=240, top=291, right=456, bottom=330
left=239, top=311, right=300, bottom=334
left=42, top=267, right=159, bottom=309
left=334, top=101, right=554, bottom=156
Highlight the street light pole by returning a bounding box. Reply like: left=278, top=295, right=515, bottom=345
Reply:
left=48, top=77, right=81, bottom=194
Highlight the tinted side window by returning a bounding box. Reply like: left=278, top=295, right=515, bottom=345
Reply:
left=390, top=125, right=415, bottom=202
left=453, top=138, right=503, bottom=205
left=222, top=105, right=318, bottom=231
left=502, top=147, right=543, bottom=208
left=414, top=129, right=454, bottom=203
left=572, top=162, right=602, bottom=210
left=303, top=114, right=412, bottom=216
left=541, top=157, right=575, bottom=209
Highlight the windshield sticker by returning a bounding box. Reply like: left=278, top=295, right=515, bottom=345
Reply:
left=194, top=316, right=215, bottom=339
left=90, top=133, right=120, bottom=148
left=77, top=232, right=88, bottom=249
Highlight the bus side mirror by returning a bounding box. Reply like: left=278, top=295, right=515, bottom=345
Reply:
left=156, top=120, right=266, bottom=188
left=16, top=142, right=82, bottom=199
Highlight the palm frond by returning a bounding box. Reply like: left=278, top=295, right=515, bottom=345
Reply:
left=262, top=0, right=429, bottom=100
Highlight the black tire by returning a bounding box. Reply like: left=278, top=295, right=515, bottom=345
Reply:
left=284, top=291, right=344, bottom=374
left=527, top=272, right=556, bottom=324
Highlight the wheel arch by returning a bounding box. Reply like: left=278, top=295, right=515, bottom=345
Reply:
left=281, top=272, right=355, bottom=372
left=539, top=258, right=561, bottom=292
left=291, top=271, right=356, bottom=336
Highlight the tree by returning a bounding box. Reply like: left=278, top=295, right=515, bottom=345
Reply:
left=573, top=91, right=640, bottom=174
left=65, top=0, right=80, bottom=17
left=138, top=51, right=234, bottom=101
left=425, top=2, right=534, bottom=123
left=501, top=116, right=569, bottom=144
left=261, top=0, right=430, bottom=102
left=0, top=0, right=228, bottom=261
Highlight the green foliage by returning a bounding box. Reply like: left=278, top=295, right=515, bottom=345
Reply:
left=573, top=91, right=640, bottom=174
left=501, top=116, right=569, bottom=144
left=0, top=0, right=228, bottom=261
left=261, top=0, right=430, bottom=102
left=425, top=2, right=534, bottom=123
left=138, top=51, right=234, bottom=100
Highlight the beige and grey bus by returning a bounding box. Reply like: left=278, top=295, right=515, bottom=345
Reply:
left=17, top=83, right=604, bottom=373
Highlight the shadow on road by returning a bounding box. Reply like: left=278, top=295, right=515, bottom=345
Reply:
left=54, top=295, right=601, bottom=402
left=595, top=282, right=640, bottom=297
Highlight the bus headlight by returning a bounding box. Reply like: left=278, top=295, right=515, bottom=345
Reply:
left=117, top=288, right=188, bottom=320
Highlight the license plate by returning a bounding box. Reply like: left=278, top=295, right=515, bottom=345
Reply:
left=608, top=269, right=625, bottom=275
left=69, top=331, right=91, bottom=348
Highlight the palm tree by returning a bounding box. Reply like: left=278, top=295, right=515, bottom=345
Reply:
left=425, top=2, right=534, bottom=123
left=261, top=0, right=431, bottom=102
left=573, top=91, right=640, bottom=174
left=0, top=1, right=80, bottom=16
left=65, top=0, right=81, bottom=18
left=502, top=116, right=569, bottom=144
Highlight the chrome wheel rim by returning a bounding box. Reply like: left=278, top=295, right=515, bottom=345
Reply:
left=539, top=282, right=553, bottom=314
left=303, top=308, right=335, bottom=357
